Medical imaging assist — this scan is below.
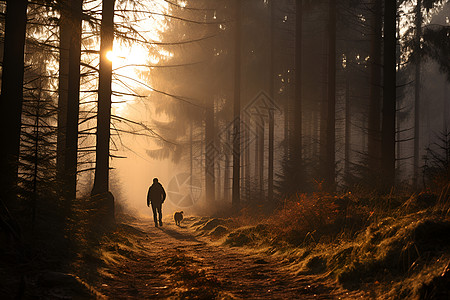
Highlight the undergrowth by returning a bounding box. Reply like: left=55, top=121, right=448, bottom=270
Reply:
left=192, top=185, right=450, bottom=299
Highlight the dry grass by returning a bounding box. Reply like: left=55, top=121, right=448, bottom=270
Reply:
left=206, top=185, right=450, bottom=299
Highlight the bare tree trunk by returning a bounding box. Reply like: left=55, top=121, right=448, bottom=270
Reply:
left=306, top=112, right=312, bottom=159
left=232, top=0, right=241, bottom=210
left=414, top=0, right=422, bottom=188
left=205, top=106, right=215, bottom=202
left=259, top=122, right=264, bottom=201
left=32, top=70, right=44, bottom=229
left=268, top=117, right=274, bottom=201
left=57, top=7, right=70, bottom=185
left=224, top=130, right=231, bottom=202
left=244, top=115, right=251, bottom=201
left=345, top=78, right=351, bottom=184
left=444, top=79, right=448, bottom=133
left=64, top=0, right=83, bottom=201
left=368, top=0, right=382, bottom=177
left=381, top=0, right=397, bottom=189
left=0, top=0, right=28, bottom=204
left=217, top=156, right=221, bottom=201
left=254, top=121, right=259, bottom=202
left=396, top=20, right=402, bottom=174
left=320, top=22, right=328, bottom=186
left=240, top=137, right=245, bottom=203
left=326, top=0, right=336, bottom=191
left=361, top=118, right=367, bottom=154
left=92, top=0, right=115, bottom=220
left=292, top=0, right=303, bottom=190
left=313, top=110, right=319, bottom=158
left=190, top=121, right=193, bottom=186
left=284, top=79, right=290, bottom=159
left=268, top=0, right=275, bottom=203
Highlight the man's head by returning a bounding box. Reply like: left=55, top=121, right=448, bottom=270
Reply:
left=153, top=178, right=158, bottom=183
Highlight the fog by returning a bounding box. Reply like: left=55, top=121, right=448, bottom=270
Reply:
left=17, top=0, right=443, bottom=220
left=79, top=0, right=450, bottom=218
left=1, top=1, right=449, bottom=297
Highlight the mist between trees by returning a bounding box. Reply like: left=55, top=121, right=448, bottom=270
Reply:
left=0, top=0, right=449, bottom=257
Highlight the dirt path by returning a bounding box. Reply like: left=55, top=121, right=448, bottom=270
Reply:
left=95, top=217, right=367, bottom=299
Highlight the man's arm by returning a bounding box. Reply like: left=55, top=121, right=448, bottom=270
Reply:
left=162, top=185, right=166, bottom=202
left=147, top=187, right=151, bottom=207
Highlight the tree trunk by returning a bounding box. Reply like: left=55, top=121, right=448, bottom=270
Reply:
left=361, top=118, right=367, bottom=154
left=305, top=112, right=312, bottom=159
left=268, top=0, right=275, bottom=203
left=254, top=123, right=259, bottom=201
left=64, top=0, right=83, bottom=201
left=368, top=0, right=382, bottom=178
left=216, top=155, right=221, bottom=201
left=224, top=130, right=231, bottom=202
left=314, top=110, right=319, bottom=158
left=90, top=0, right=114, bottom=213
left=190, top=120, right=193, bottom=195
left=444, top=79, right=448, bottom=133
left=232, top=0, right=241, bottom=210
left=320, top=47, right=328, bottom=188
left=32, top=71, right=44, bottom=229
left=205, top=106, right=215, bottom=202
left=0, top=0, right=28, bottom=204
left=326, top=0, right=336, bottom=191
left=345, top=78, right=351, bottom=184
left=413, top=0, right=422, bottom=188
left=293, top=0, right=303, bottom=190
left=244, top=114, right=251, bottom=201
left=381, top=0, right=397, bottom=189
left=57, top=7, right=70, bottom=186
left=284, top=76, right=290, bottom=160
left=92, top=0, right=115, bottom=225
left=259, top=121, right=264, bottom=201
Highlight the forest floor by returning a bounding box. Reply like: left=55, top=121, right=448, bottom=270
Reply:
left=2, top=191, right=449, bottom=299
left=88, top=216, right=369, bottom=299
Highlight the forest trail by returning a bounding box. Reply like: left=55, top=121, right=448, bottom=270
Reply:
left=95, top=217, right=368, bottom=299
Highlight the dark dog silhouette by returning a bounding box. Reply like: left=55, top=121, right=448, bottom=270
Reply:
left=173, top=211, right=183, bottom=226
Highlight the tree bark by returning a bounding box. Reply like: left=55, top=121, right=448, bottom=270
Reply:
left=326, top=0, right=336, bottom=191
left=32, top=68, right=44, bottom=228
left=92, top=0, right=115, bottom=198
left=293, top=0, right=303, bottom=190
left=254, top=122, right=259, bottom=200
left=0, top=0, right=28, bottom=204
left=381, top=0, right=397, bottom=189
left=414, top=0, right=422, bottom=188
left=190, top=120, right=193, bottom=194
left=57, top=5, right=70, bottom=185
left=205, top=106, right=215, bottom=202
left=64, top=0, right=83, bottom=201
left=259, top=121, right=264, bottom=201
left=368, top=0, right=382, bottom=177
left=444, top=79, right=448, bottom=133
left=224, top=130, right=231, bottom=202
left=244, top=114, right=250, bottom=201
left=268, top=0, right=275, bottom=203
left=284, top=74, right=290, bottom=161
left=345, top=78, right=351, bottom=183
left=232, top=0, right=241, bottom=210
left=320, top=37, right=328, bottom=187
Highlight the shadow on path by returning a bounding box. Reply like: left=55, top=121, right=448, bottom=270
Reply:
left=158, top=226, right=200, bottom=242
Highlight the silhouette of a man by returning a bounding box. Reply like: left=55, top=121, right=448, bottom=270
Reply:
left=147, top=178, right=166, bottom=227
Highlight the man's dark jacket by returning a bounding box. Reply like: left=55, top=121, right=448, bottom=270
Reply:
left=147, top=182, right=166, bottom=206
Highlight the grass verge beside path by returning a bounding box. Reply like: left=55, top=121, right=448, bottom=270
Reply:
left=191, top=191, right=450, bottom=299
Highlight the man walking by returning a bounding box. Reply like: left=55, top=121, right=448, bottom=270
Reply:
left=147, top=178, right=166, bottom=227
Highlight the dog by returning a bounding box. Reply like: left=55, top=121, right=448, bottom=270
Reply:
left=173, top=211, right=184, bottom=226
